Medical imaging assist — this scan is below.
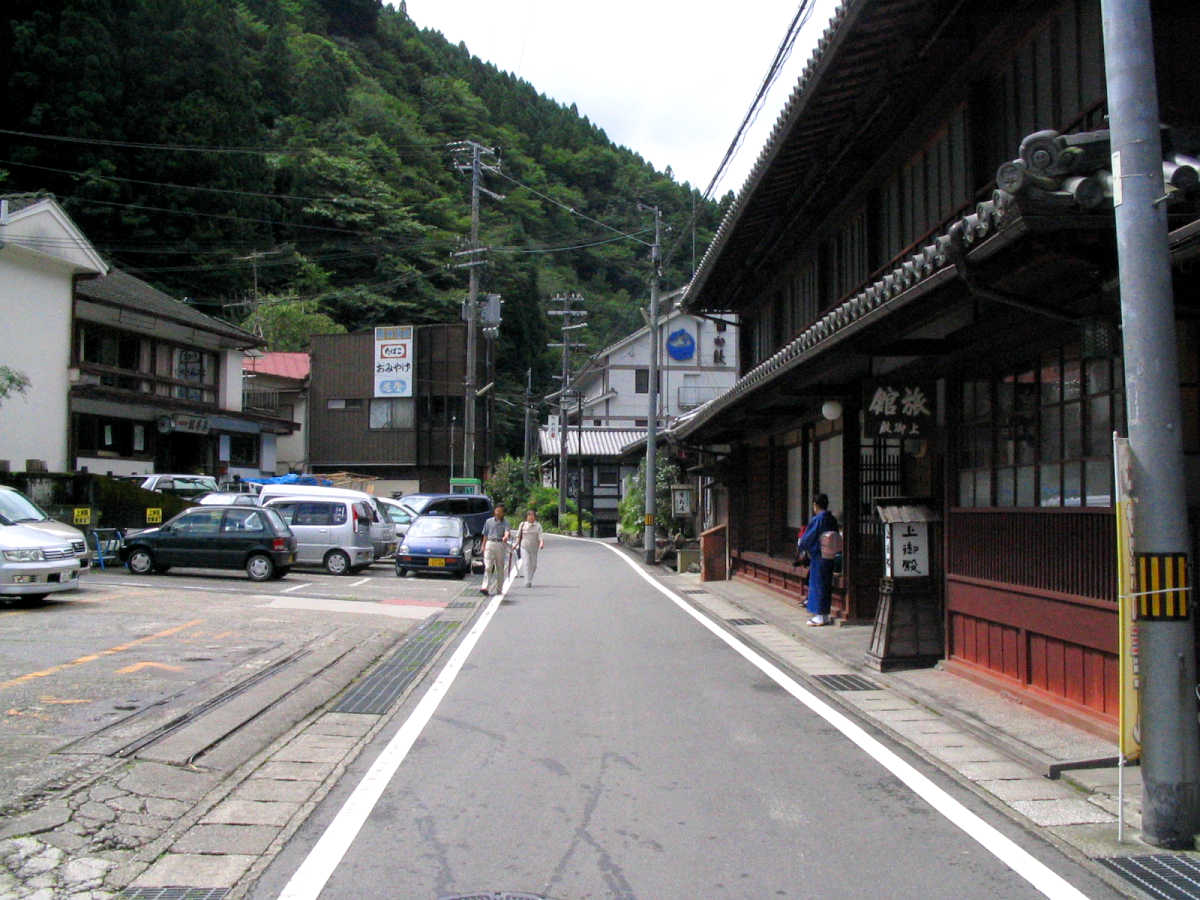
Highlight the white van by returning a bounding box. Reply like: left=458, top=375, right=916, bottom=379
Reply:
left=256, top=485, right=397, bottom=561
left=261, top=496, right=374, bottom=575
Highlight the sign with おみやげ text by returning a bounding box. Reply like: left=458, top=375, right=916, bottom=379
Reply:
left=863, top=380, right=936, bottom=439
left=374, top=326, right=414, bottom=398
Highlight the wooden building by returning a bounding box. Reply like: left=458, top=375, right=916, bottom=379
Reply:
left=673, top=0, right=1200, bottom=733
left=308, top=325, right=490, bottom=497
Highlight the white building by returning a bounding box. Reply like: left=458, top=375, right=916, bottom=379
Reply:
left=0, top=195, right=295, bottom=479
left=540, top=303, right=739, bottom=535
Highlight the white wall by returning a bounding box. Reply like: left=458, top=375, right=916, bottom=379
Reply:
left=0, top=253, right=73, bottom=471
left=220, top=350, right=243, bottom=411
left=275, top=392, right=307, bottom=472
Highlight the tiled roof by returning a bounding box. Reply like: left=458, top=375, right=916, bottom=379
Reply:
left=672, top=128, right=1200, bottom=440
left=537, top=427, right=647, bottom=459
left=244, top=352, right=310, bottom=380
left=77, top=269, right=260, bottom=346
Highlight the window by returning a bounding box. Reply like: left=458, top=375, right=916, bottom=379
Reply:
left=957, top=343, right=1123, bottom=508
left=172, top=510, right=223, bottom=535
left=228, top=434, right=259, bottom=467
left=327, top=398, right=363, bottom=410
left=292, top=501, right=336, bottom=526
left=597, top=464, right=619, bottom=486
left=635, top=369, right=649, bottom=394
left=222, top=509, right=266, bottom=532
left=369, top=397, right=415, bottom=430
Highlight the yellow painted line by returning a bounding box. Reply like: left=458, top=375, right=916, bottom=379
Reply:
left=115, top=661, right=183, bottom=675
left=0, top=619, right=203, bottom=691
left=39, top=696, right=91, bottom=705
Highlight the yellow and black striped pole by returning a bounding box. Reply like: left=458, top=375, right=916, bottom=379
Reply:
left=1134, top=553, right=1190, bottom=620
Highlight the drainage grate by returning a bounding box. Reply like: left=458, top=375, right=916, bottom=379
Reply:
left=447, top=599, right=477, bottom=609
left=121, top=889, right=230, bottom=900
left=334, top=620, right=459, bottom=715
left=726, top=617, right=763, bottom=626
left=1099, top=854, right=1200, bottom=899
left=812, top=673, right=882, bottom=692
left=439, top=894, right=547, bottom=900
left=679, top=589, right=707, bottom=594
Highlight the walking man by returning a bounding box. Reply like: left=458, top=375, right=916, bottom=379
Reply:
left=481, top=503, right=510, bottom=596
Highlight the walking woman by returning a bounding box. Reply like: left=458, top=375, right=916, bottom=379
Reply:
left=515, top=508, right=545, bottom=587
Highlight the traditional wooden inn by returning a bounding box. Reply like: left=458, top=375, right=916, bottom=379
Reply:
left=672, top=0, right=1200, bottom=733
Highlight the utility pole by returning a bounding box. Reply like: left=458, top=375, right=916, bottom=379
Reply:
left=548, top=292, right=587, bottom=522
left=1102, top=0, right=1199, bottom=848
left=643, top=206, right=662, bottom=565
left=450, top=141, right=503, bottom=481
left=577, top=391, right=584, bottom=537
left=523, top=367, right=533, bottom=487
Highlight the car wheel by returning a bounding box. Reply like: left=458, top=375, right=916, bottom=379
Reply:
left=127, top=548, right=155, bottom=575
left=246, top=553, right=275, bottom=582
left=325, top=550, right=351, bottom=575
left=395, top=566, right=408, bottom=578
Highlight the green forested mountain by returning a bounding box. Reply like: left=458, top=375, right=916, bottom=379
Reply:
left=1, top=0, right=727, bottom=453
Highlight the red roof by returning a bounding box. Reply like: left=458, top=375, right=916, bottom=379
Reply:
left=243, top=352, right=310, bottom=380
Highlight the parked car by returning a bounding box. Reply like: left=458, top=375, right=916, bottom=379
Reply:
left=117, top=474, right=220, bottom=499
left=261, top=496, right=375, bottom=575
left=0, top=485, right=89, bottom=569
left=256, top=484, right=397, bottom=560
left=398, top=493, right=493, bottom=545
left=395, top=514, right=473, bottom=578
left=120, top=505, right=296, bottom=582
left=194, top=492, right=260, bottom=507
left=375, top=496, right=415, bottom=539
left=0, top=520, right=82, bottom=602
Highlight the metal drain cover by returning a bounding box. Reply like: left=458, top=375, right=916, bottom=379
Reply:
left=812, top=673, right=882, bottom=692
left=335, top=619, right=459, bottom=714
left=1099, top=854, right=1200, bottom=898
left=679, top=588, right=707, bottom=594
left=440, top=893, right=547, bottom=900
left=726, top=617, right=763, bottom=626
left=121, top=888, right=230, bottom=899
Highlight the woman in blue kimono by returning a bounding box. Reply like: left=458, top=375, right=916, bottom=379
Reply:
left=797, top=493, right=839, bottom=626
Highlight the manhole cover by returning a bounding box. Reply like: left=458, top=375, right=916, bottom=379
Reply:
left=1099, top=854, right=1200, bottom=899
left=811, top=673, right=881, bottom=692
left=726, top=617, right=763, bottom=626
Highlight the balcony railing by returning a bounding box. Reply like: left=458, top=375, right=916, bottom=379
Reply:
left=243, top=388, right=280, bottom=413
left=677, top=385, right=725, bottom=411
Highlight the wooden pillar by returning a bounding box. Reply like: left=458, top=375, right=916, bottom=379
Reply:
left=841, top=400, right=861, bottom=619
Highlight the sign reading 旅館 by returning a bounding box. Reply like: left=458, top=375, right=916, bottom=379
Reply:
left=374, top=326, right=414, bottom=398
left=863, top=380, right=936, bottom=439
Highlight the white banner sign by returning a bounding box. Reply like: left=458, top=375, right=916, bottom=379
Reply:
left=374, top=326, right=414, bottom=398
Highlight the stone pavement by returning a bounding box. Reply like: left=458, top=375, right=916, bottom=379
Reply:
left=653, top=563, right=1186, bottom=880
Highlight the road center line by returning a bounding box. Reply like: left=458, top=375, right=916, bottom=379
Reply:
left=0, top=619, right=204, bottom=691
left=349, top=577, right=370, bottom=587
left=279, top=582, right=311, bottom=594
left=567, top=535, right=1088, bottom=900
left=276, top=564, right=517, bottom=900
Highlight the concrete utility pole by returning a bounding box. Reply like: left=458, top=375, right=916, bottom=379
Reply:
left=450, top=141, right=503, bottom=480
left=523, top=367, right=533, bottom=487
left=548, top=293, right=587, bottom=522
left=643, top=206, right=662, bottom=565
left=1101, top=0, right=1199, bottom=848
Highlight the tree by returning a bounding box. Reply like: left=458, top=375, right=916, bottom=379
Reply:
left=619, top=450, right=682, bottom=541
left=0, top=366, right=30, bottom=408
left=240, top=298, right=346, bottom=351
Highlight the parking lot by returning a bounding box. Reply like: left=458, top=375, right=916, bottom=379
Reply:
left=0, top=559, right=482, bottom=809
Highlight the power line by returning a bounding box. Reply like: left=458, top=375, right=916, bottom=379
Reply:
left=495, top=168, right=653, bottom=248
left=0, top=127, right=447, bottom=156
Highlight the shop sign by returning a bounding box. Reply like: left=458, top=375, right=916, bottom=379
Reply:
left=374, top=325, right=414, bottom=398
left=883, top=521, right=929, bottom=577
left=666, top=328, right=696, bottom=361
left=863, top=380, right=936, bottom=439
left=671, top=484, right=695, bottom=516
left=158, top=414, right=210, bottom=434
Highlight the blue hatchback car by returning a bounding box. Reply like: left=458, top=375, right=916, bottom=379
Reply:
left=395, top=514, right=473, bottom=578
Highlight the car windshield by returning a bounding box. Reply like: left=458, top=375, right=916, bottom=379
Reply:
left=408, top=517, right=462, bottom=538
left=172, top=476, right=219, bottom=491
left=0, top=490, right=48, bottom=524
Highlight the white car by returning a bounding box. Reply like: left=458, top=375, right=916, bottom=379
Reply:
left=0, top=485, right=89, bottom=569
left=0, top=521, right=81, bottom=602
left=376, top=496, right=415, bottom=539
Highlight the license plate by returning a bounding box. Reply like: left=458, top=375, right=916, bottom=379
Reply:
left=429, top=558, right=446, bottom=567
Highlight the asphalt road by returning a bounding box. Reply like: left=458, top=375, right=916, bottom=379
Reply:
left=250, top=536, right=1125, bottom=900
left=0, top=559, right=475, bottom=808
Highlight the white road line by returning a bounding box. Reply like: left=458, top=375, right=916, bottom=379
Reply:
left=276, top=565, right=517, bottom=900
left=349, top=577, right=370, bottom=587
left=279, top=582, right=312, bottom=594
left=573, top=535, right=1089, bottom=900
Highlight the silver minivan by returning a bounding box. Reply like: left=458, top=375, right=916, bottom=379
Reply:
left=257, top=485, right=396, bottom=561
left=262, top=497, right=374, bottom=575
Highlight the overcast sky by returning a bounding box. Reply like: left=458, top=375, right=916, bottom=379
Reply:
left=401, top=0, right=840, bottom=199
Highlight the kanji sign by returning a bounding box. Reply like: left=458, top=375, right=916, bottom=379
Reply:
left=374, top=326, right=414, bottom=398
left=863, top=380, right=936, bottom=439
left=883, top=521, right=930, bottom=577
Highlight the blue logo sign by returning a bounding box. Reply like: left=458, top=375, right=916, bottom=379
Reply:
left=666, top=328, right=696, bottom=361
left=378, top=379, right=409, bottom=395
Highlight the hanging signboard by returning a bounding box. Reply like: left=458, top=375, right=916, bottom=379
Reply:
left=863, top=380, right=936, bottom=439
left=374, top=326, right=414, bottom=398
left=1114, top=435, right=1140, bottom=762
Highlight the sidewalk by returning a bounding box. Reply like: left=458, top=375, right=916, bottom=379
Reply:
left=650, top=560, right=1200, bottom=895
